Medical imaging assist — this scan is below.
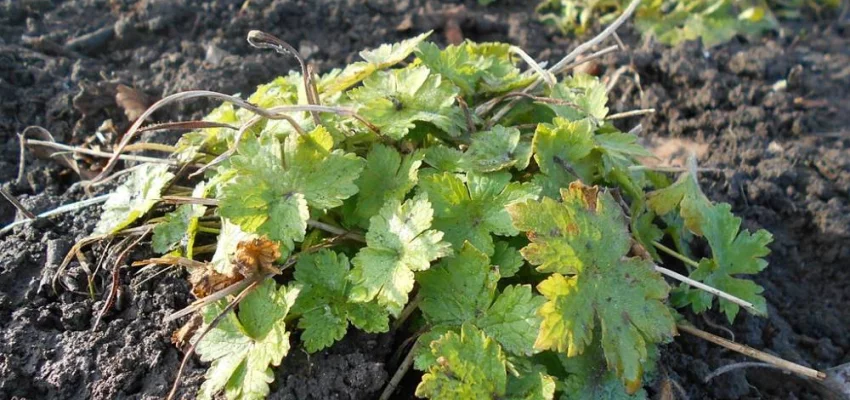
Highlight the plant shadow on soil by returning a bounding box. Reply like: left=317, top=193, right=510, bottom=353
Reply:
left=1, top=1, right=848, bottom=399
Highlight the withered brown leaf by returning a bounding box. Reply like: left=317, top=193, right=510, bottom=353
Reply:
left=171, top=313, right=202, bottom=350
left=233, top=237, right=282, bottom=277
left=188, top=263, right=243, bottom=299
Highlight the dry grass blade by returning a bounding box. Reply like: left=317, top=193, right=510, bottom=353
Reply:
left=164, top=276, right=259, bottom=323
left=379, top=342, right=417, bottom=400
left=654, top=264, right=762, bottom=316
left=704, top=362, right=785, bottom=382
left=93, top=90, right=281, bottom=182
left=487, top=0, right=639, bottom=123
left=0, top=188, right=36, bottom=219
left=19, top=126, right=88, bottom=182
left=1, top=194, right=110, bottom=236
left=678, top=323, right=827, bottom=380
left=92, top=228, right=152, bottom=331
left=26, top=139, right=179, bottom=165
left=137, top=120, right=238, bottom=134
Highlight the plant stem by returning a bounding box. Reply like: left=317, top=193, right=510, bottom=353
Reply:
left=392, top=293, right=422, bottom=331
left=652, top=241, right=700, bottom=269
left=123, top=143, right=178, bottom=153
left=307, top=219, right=366, bottom=243
left=677, top=323, right=826, bottom=380
left=196, top=226, right=220, bottom=234
left=606, top=108, right=656, bottom=120
left=379, top=343, right=417, bottom=400
left=0, top=188, right=36, bottom=219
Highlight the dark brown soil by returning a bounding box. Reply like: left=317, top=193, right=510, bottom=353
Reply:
left=1, top=1, right=848, bottom=399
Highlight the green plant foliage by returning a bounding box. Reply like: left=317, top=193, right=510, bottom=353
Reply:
left=418, top=243, right=545, bottom=357
left=419, top=171, right=540, bottom=255
left=88, top=33, right=774, bottom=400
left=348, top=195, right=452, bottom=315
left=509, top=184, right=675, bottom=387
left=347, top=144, right=424, bottom=228
left=152, top=182, right=208, bottom=257
left=648, top=172, right=772, bottom=321
left=535, top=0, right=834, bottom=48
left=415, top=41, right=534, bottom=97
left=218, top=127, right=363, bottom=254
left=461, top=125, right=533, bottom=172
left=195, top=280, right=298, bottom=400
left=95, top=163, right=174, bottom=235
left=559, top=338, right=648, bottom=399
left=292, top=250, right=388, bottom=352
left=415, top=323, right=509, bottom=399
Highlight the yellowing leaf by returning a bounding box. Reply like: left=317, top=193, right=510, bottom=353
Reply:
left=509, top=183, right=675, bottom=387
left=324, top=31, right=432, bottom=95
left=194, top=280, right=299, bottom=400
left=415, top=324, right=508, bottom=399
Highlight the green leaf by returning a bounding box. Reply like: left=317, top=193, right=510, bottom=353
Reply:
left=506, top=358, right=556, bottom=400
left=462, top=125, right=533, bottom=172
left=418, top=243, right=498, bottom=326
left=648, top=173, right=772, bottom=321
left=349, top=144, right=424, bottom=228
left=419, top=243, right=545, bottom=357
left=348, top=66, right=465, bottom=139
left=239, top=74, right=313, bottom=137
left=152, top=182, right=208, bottom=256
left=419, top=171, right=540, bottom=255
left=175, top=103, right=240, bottom=161
left=531, top=118, right=596, bottom=196
left=594, top=132, right=654, bottom=175
left=415, top=324, right=508, bottom=399
left=547, top=74, right=609, bottom=121
left=508, top=184, right=675, bottom=387
left=324, top=31, right=432, bottom=94
left=415, top=41, right=532, bottom=97
left=348, top=195, right=451, bottom=315
left=492, top=240, right=525, bottom=278
left=559, top=339, right=647, bottom=400
left=477, top=284, right=546, bottom=356
left=219, top=127, right=363, bottom=253
left=95, top=163, right=174, bottom=235
left=424, top=145, right=465, bottom=173
left=293, top=249, right=389, bottom=352
left=195, top=279, right=298, bottom=400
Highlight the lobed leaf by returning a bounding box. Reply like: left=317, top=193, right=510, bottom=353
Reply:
left=509, top=183, right=675, bottom=387
left=348, top=195, right=451, bottom=315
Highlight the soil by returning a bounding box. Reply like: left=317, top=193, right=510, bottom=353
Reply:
left=1, top=1, right=848, bottom=399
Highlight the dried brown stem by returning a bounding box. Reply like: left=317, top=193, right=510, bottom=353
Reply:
left=678, top=323, right=826, bottom=380
left=0, top=188, right=36, bottom=219
left=247, top=30, right=322, bottom=125
left=92, top=228, right=152, bottom=331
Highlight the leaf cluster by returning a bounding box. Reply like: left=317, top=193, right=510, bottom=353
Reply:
left=535, top=0, right=837, bottom=47
left=91, top=32, right=772, bottom=400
